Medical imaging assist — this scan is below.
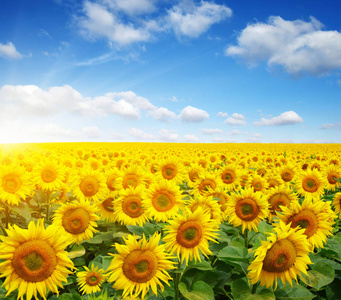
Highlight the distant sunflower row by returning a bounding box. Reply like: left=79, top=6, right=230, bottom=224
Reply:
left=0, top=142, right=340, bottom=299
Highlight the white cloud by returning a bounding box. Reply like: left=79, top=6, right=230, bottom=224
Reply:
left=148, top=107, right=177, bottom=122
left=83, top=126, right=102, bottom=139
left=226, top=129, right=241, bottom=135
left=217, top=111, right=228, bottom=117
left=224, top=113, right=246, bottom=126
left=127, top=128, right=155, bottom=140
left=166, top=1, right=232, bottom=38
left=201, top=128, right=223, bottom=134
left=78, top=1, right=153, bottom=46
left=110, top=131, right=124, bottom=140
left=184, top=134, right=200, bottom=142
left=179, top=105, right=209, bottom=122
left=321, top=122, right=341, bottom=130
left=0, top=42, right=22, bottom=59
left=103, top=0, right=157, bottom=16
left=226, top=16, right=341, bottom=76
left=254, top=111, right=303, bottom=126
left=158, top=129, right=178, bottom=141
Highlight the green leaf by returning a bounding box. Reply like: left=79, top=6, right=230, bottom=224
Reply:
left=301, top=261, right=335, bottom=290
left=178, top=281, right=214, bottom=300
left=68, top=244, right=86, bottom=259
left=185, top=260, right=213, bottom=272
left=127, top=222, right=158, bottom=237
left=101, top=256, right=113, bottom=270
left=218, top=246, right=249, bottom=262
left=275, top=285, right=316, bottom=300
left=231, top=278, right=250, bottom=300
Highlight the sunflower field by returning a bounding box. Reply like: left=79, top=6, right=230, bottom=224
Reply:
left=0, top=142, right=340, bottom=300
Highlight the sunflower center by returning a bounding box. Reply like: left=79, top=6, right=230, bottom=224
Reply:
left=62, top=207, right=90, bottom=234
left=199, top=179, right=216, bottom=193
left=268, top=193, right=290, bottom=213
left=281, top=170, right=294, bottom=182
left=162, top=165, right=177, bottom=180
left=12, top=240, right=57, bottom=282
left=152, top=190, right=175, bottom=212
left=41, top=169, right=57, bottom=183
left=2, top=174, right=22, bottom=193
left=262, top=238, right=296, bottom=273
left=123, top=175, right=139, bottom=189
left=253, top=182, right=262, bottom=191
left=327, top=172, right=338, bottom=184
left=123, top=250, right=158, bottom=283
left=122, top=195, right=144, bottom=218
left=189, top=170, right=199, bottom=182
left=79, top=175, right=99, bottom=197
left=176, top=221, right=202, bottom=248
left=222, top=170, right=235, bottom=184
left=302, top=177, right=318, bottom=192
left=106, top=174, right=118, bottom=191
left=235, top=198, right=260, bottom=221
left=288, top=209, right=319, bottom=238
left=86, top=273, right=101, bottom=286
left=102, top=197, right=114, bottom=212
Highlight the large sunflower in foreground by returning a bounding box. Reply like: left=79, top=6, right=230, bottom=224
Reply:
left=248, top=221, right=312, bottom=289
left=32, top=159, right=65, bottom=191
left=52, top=199, right=99, bottom=244
left=77, top=264, right=107, bottom=295
left=163, top=207, right=219, bottom=265
left=225, top=188, right=269, bottom=233
left=0, top=164, right=32, bottom=205
left=107, top=233, right=175, bottom=299
left=0, top=220, right=74, bottom=300
left=323, top=164, right=341, bottom=191
left=276, top=198, right=336, bottom=250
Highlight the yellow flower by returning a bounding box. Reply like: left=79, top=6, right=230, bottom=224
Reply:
left=155, top=157, right=185, bottom=184
left=332, top=192, right=341, bottom=214
left=145, top=179, right=184, bottom=222
left=163, top=207, right=219, bottom=265
left=119, top=165, right=146, bottom=190
left=32, top=159, right=65, bottom=191
left=114, top=186, right=149, bottom=226
left=77, top=264, right=107, bottom=295
left=219, top=164, right=240, bottom=191
left=0, top=220, right=74, bottom=300
left=192, top=171, right=222, bottom=196
left=97, top=193, right=117, bottom=222
left=246, top=174, right=268, bottom=193
left=225, top=187, right=269, bottom=233
left=0, top=164, right=31, bottom=205
left=323, top=164, right=341, bottom=191
left=248, top=221, right=312, bottom=289
left=52, top=199, right=99, bottom=244
left=295, top=169, right=326, bottom=200
left=107, top=233, right=175, bottom=299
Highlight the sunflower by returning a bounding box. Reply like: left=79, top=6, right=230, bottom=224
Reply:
left=219, top=164, right=240, bottom=191
left=276, top=198, right=336, bottom=249
left=52, top=199, right=99, bottom=244
left=265, top=172, right=282, bottom=189
left=225, top=187, right=269, bottom=233
left=185, top=165, right=203, bottom=187
left=332, top=192, right=341, bottom=214
left=0, top=220, right=74, bottom=300
left=0, top=164, right=31, bottom=205
left=145, top=180, right=184, bottom=222
left=77, top=264, right=107, bottom=295
left=323, top=164, right=341, bottom=191
left=248, top=221, right=312, bottom=289
left=114, top=186, right=149, bottom=226
left=70, top=167, right=107, bottom=202
left=210, top=189, right=230, bottom=220
left=246, top=174, right=268, bottom=193
left=163, top=207, right=219, bottom=265
left=279, top=163, right=297, bottom=184
left=295, top=169, right=326, bottom=200
left=32, top=159, right=65, bottom=191
left=107, top=233, right=175, bottom=299
left=192, top=171, right=222, bottom=196
left=155, top=157, right=185, bottom=184
left=186, top=195, right=222, bottom=224
left=104, top=168, right=121, bottom=195
left=97, top=194, right=116, bottom=222
left=266, top=186, right=298, bottom=223
left=119, top=165, right=146, bottom=190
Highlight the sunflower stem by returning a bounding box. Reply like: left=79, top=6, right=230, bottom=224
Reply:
left=174, top=260, right=182, bottom=300
left=46, top=190, right=51, bottom=222
left=248, top=232, right=260, bottom=246
left=158, top=287, right=167, bottom=300
left=4, top=203, right=10, bottom=229
left=244, top=229, right=249, bottom=248
left=251, top=282, right=260, bottom=294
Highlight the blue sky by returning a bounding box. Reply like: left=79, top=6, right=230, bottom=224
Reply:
left=0, top=0, right=340, bottom=143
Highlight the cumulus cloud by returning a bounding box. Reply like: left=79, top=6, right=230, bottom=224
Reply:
left=148, top=107, right=177, bottom=122
left=254, top=111, right=303, bottom=126
left=166, top=0, right=232, bottom=38
left=179, top=105, right=209, bottom=122
left=83, top=126, right=102, bottom=139
left=104, top=0, right=157, bottom=16
left=184, top=134, right=200, bottom=142
left=158, top=129, right=178, bottom=141
left=127, top=128, right=155, bottom=140
left=224, top=113, right=246, bottom=126
left=226, top=16, right=341, bottom=76
left=0, top=42, right=22, bottom=59
left=321, top=122, right=341, bottom=130
left=201, top=128, right=223, bottom=134
left=217, top=112, right=228, bottom=117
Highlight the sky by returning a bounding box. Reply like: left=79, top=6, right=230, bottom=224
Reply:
left=0, top=0, right=340, bottom=144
